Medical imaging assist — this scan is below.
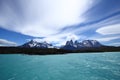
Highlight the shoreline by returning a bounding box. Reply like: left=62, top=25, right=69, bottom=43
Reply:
left=0, top=46, right=120, bottom=55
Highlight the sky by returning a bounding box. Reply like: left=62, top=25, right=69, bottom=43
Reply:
left=0, top=0, right=120, bottom=46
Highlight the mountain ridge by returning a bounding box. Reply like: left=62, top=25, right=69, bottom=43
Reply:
left=0, top=39, right=120, bottom=55
left=21, top=39, right=104, bottom=50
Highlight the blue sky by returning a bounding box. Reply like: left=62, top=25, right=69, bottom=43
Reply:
left=0, top=0, right=120, bottom=46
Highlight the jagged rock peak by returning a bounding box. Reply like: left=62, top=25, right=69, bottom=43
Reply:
left=61, top=40, right=103, bottom=50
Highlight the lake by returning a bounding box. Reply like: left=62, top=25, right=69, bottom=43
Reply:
left=0, top=52, right=120, bottom=80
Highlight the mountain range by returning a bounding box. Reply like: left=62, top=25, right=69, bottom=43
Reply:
left=21, top=39, right=104, bottom=50
left=0, top=39, right=120, bottom=55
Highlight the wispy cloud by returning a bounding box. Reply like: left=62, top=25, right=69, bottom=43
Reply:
left=0, top=0, right=94, bottom=37
left=109, top=42, right=120, bottom=46
left=59, top=11, right=120, bottom=36
left=96, top=24, right=120, bottom=35
left=0, top=39, right=17, bottom=46
left=94, top=36, right=120, bottom=42
left=32, top=33, right=80, bottom=46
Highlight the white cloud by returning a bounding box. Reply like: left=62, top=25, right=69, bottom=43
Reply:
left=96, top=24, right=120, bottom=35
left=66, top=34, right=79, bottom=41
left=94, top=36, right=120, bottom=42
left=109, top=42, right=120, bottom=46
left=0, top=39, right=17, bottom=46
left=0, top=0, right=94, bottom=37
left=30, top=33, right=81, bottom=46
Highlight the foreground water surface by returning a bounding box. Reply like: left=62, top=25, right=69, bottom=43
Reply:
left=0, top=52, right=120, bottom=80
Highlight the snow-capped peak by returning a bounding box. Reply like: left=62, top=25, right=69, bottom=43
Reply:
left=21, top=40, right=53, bottom=48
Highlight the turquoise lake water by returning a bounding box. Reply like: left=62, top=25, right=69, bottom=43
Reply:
left=0, top=52, right=120, bottom=80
